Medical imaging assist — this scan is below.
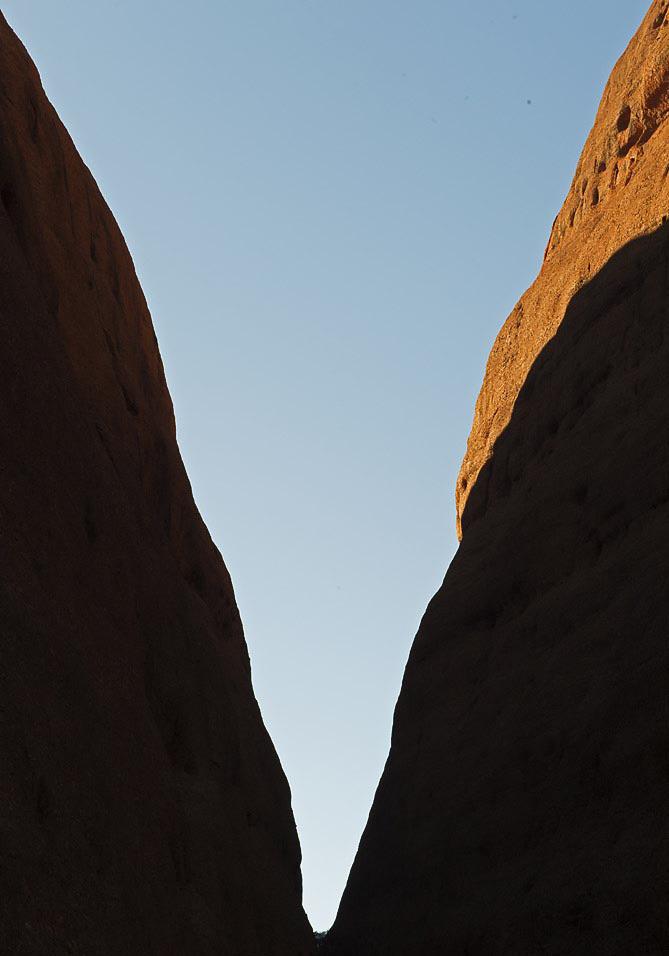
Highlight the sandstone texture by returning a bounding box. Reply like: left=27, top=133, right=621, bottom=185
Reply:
left=326, top=2, right=669, bottom=953
left=0, top=14, right=313, bottom=955
left=458, top=0, right=669, bottom=540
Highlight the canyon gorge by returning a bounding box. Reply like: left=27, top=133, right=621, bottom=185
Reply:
left=1, top=3, right=668, bottom=953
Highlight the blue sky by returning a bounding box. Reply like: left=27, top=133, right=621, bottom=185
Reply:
left=3, top=0, right=650, bottom=930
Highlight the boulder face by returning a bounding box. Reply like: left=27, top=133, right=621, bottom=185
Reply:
left=326, top=3, right=669, bottom=954
left=0, top=14, right=313, bottom=956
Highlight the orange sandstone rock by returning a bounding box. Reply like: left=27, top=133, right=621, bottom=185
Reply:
left=458, top=0, right=669, bottom=540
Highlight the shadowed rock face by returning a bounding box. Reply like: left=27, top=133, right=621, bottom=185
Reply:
left=326, top=3, right=669, bottom=954
left=0, top=14, right=313, bottom=955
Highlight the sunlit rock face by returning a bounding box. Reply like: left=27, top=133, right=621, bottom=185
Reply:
left=326, top=3, right=669, bottom=953
left=0, top=14, right=313, bottom=955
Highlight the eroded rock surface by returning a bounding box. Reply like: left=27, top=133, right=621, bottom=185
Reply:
left=0, top=14, right=313, bottom=955
left=458, top=0, right=669, bottom=540
left=326, top=3, right=669, bottom=953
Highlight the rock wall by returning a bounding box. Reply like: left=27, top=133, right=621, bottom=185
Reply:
left=326, top=3, right=669, bottom=953
left=0, top=14, right=313, bottom=955
left=458, top=0, right=669, bottom=540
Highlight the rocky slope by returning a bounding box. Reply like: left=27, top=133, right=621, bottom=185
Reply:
left=0, top=14, right=313, bottom=955
left=326, top=2, right=669, bottom=953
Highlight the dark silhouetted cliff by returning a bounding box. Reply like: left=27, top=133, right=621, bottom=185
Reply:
left=0, top=14, right=313, bottom=955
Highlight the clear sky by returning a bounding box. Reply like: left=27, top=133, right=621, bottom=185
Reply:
left=3, top=0, right=650, bottom=931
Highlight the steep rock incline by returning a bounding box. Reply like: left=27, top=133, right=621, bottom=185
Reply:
left=457, top=0, right=669, bottom=539
left=326, top=3, right=669, bottom=954
left=0, top=15, right=313, bottom=955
